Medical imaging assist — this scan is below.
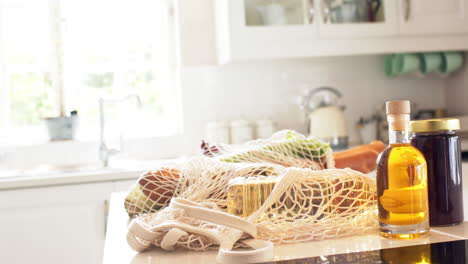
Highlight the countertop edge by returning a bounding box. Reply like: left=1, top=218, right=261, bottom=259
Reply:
left=0, top=170, right=143, bottom=190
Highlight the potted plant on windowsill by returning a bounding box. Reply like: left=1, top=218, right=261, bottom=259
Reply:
left=44, top=0, right=79, bottom=141
left=44, top=109, right=79, bottom=141
left=44, top=55, right=79, bottom=142
left=44, top=71, right=79, bottom=141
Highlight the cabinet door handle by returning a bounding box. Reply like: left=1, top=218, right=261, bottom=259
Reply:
left=321, top=0, right=330, bottom=23
left=104, top=199, right=109, bottom=235
left=404, top=0, right=411, bottom=21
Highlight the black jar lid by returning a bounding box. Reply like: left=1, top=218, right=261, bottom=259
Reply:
left=410, top=118, right=460, bottom=133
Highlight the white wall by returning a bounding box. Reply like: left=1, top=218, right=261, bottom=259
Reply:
left=446, top=52, right=468, bottom=116
left=181, top=55, right=447, bottom=151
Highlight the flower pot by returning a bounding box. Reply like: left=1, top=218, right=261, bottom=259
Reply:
left=45, top=115, right=78, bottom=141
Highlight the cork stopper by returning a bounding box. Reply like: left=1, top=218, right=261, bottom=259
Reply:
left=386, top=100, right=411, bottom=131
left=386, top=100, right=411, bottom=115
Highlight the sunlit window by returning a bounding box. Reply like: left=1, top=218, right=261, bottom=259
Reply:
left=0, top=0, right=179, bottom=145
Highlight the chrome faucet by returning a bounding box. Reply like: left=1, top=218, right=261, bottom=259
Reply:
left=99, top=94, right=142, bottom=167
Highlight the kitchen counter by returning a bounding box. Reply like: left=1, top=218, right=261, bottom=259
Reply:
left=0, top=168, right=142, bottom=190
left=0, top=159, right=180, bottom=190
left=103, top=192, right=468, bottom=264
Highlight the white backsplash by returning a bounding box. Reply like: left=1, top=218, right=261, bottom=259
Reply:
left=446, top=52, right=468, bottom=116
left=181, top=55, right=446, bottom=149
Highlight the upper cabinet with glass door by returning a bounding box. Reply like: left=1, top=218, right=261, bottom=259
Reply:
left=244, top=0, right=397, bottom=37
left=216, top=0, right=397, bottom=62
left=215, top=0, right=319, bottom=62
left=215, top=0, right=468, bottom=63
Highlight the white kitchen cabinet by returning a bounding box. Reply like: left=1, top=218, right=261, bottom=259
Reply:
left=0, top=182, right=113, bottom=264
left=216, top=0, right=318, bottom=62
left=399, top=0, right=468, bottom=35
left=175, top=0, right=218, bottom=65
left=216, top=0, right=468, bottom=63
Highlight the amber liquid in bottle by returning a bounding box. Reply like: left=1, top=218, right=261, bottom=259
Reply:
left=376, top=109, right=429, bottom=239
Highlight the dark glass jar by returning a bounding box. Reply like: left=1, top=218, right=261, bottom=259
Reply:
left=410, top=118, right=463, bottom=226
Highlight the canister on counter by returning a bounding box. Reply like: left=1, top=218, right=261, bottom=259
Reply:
left=255, top=119, right=276, bottom=139
left=410, top=118, right=463, bottom=226
left=205, top=121, right=230, bottom=144
left=230, top=119, right=253, bottom=144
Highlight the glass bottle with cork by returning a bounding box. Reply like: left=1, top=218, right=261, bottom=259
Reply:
left=376, top=100, right=429, bottom=239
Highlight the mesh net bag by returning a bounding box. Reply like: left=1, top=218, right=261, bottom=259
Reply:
left=172, top=158, right=284, bottom=210
left=126, top=157, right=378, bottom=263
left=201, top=130, right=335, bottom=170
left=127, top=158, right=285, bottom=251
left=252, top=167, right=378, bottom=244
left=125, top=130, right=334, bottom=217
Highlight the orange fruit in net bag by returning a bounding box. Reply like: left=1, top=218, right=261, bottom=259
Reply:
left=138, top=168, right=180, bottom=206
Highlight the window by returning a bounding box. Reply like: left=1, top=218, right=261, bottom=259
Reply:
left=0, top=0, right=180, bottom=146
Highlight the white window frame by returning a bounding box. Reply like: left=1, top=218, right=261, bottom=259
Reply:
left=0, top=0, right=189, bottom=168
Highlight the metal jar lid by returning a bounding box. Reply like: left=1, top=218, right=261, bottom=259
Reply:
left=410, top=118, right=460, bottom=133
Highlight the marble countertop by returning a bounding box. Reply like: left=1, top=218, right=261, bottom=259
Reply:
left=103, top=192, right=468, bottom=264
